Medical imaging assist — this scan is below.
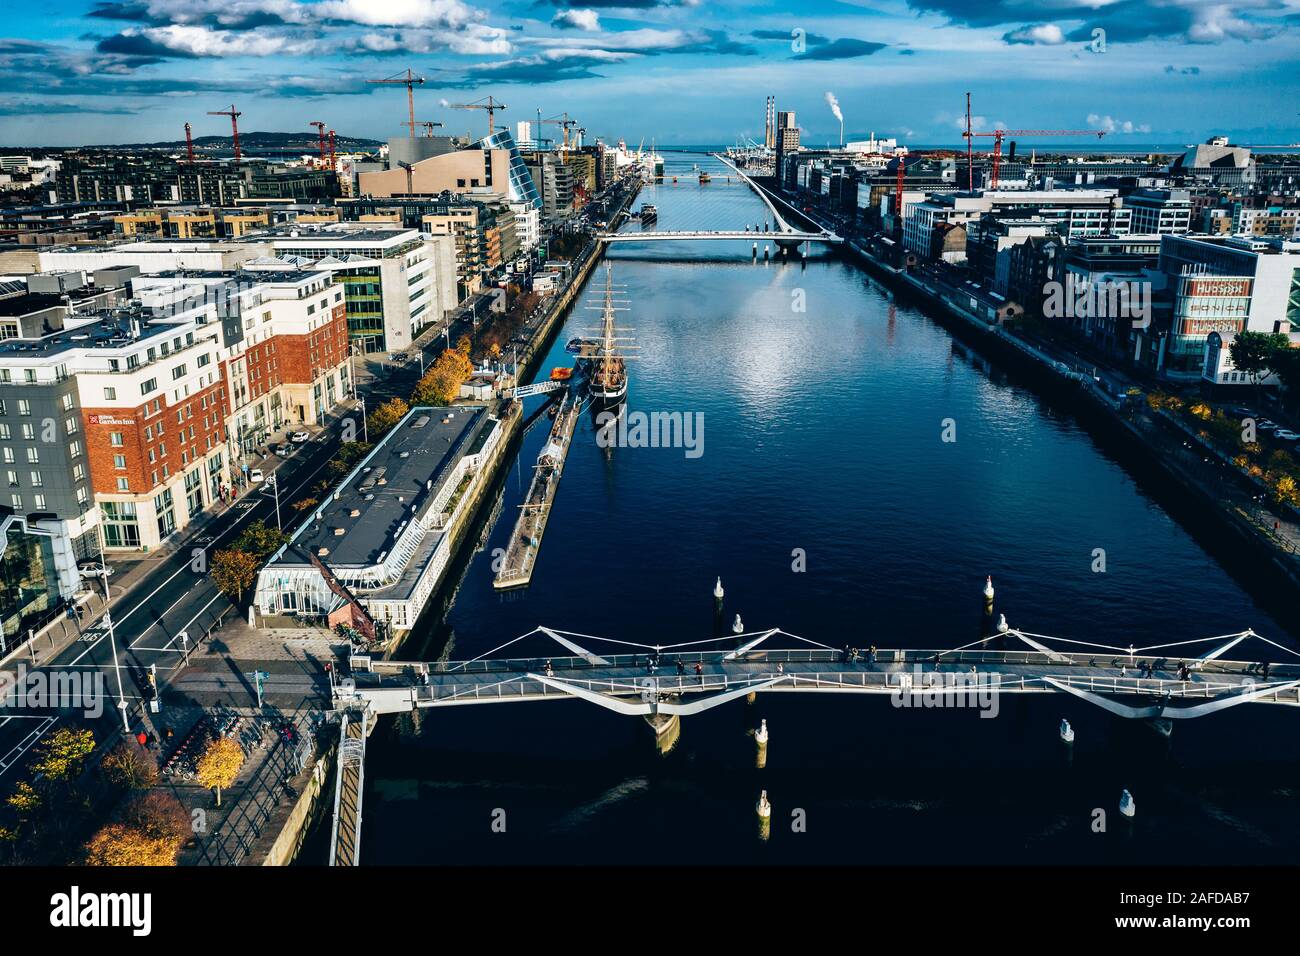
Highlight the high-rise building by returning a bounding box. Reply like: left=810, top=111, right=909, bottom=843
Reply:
left=775, top=111, right=800, bottom=182
left=765, top=96, right=776, bottom=149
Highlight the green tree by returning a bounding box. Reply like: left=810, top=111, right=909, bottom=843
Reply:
left=211, top=548, right=261, bottom=602
left=1229, top=331, right=1290, bottom=397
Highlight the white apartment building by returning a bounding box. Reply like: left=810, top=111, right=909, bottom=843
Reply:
left=904, top=189, right=1131, bottom=257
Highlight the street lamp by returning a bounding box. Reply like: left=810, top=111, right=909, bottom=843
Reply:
left=100, top=568, right=130, bottom=734
left=359, top=395, right=368, bottom=444
left=269, top=473, right=282, bottom=531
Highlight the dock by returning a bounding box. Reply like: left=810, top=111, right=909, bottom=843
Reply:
left=493, top=388, right=583, bottom=590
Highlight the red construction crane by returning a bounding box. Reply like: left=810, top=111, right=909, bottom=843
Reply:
left=309, top=121, right=327, bottom=166
left=367, top=69, right=425, bottom=138
left=184, top=122, right=194, bottom=164
left=445, top=96, right=507, bottom=140
left=207, top=104, right=242, bottom=162
left=962, top=93, right=1105, bottom=189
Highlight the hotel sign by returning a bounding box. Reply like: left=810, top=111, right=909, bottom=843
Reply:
left=88, top=414, right=136, bottom=426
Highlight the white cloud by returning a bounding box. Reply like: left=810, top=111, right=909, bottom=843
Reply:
left=1087, top=113, right=1152, bottom=134
left=1003, top=24, right=1066, bottom=45
left=552, top=9, right=601, bottom=32
left=133, top=24, right=320, bottom=57
left=314, top=0, right=488, bottom=29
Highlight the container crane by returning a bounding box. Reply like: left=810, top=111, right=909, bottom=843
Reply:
left=367, top=69, right=425, bottom=138
left=444, top=96, right=507, bottom=139
left=309, top=121, right=327, bottom=167
left=961, top=93, right=1105, bottom=189
left=207, top=104, right=242, bottom=162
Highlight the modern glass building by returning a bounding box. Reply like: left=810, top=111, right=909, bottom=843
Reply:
left=483, top=130, right=543, bottom=211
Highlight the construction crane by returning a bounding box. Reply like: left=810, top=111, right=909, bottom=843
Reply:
left=397, top=161, right=415, bottom=195
left=544, top=113, right=578, bottom=155
left=894, top=155, right=906, bottom=232
left=367, top=69, right=425, bottom=138
left=207, top=104, right=242, bottom=163
left=962, top=93, right=1105, bottom=189
left=402, top=121, right=443, bottom=137
left=309, top=121, right=327, bottom=167
left=328, top=129, right=337, bottom=170
left=183, top=122, right=194, bottom=164
left=444, top=96, right=507, bottom=139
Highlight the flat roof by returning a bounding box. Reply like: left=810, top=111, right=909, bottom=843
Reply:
left=0, top=311, right=181, bottom=357
left=0, top=287, right=111, bottom=318
left=278, top=406, right=488, bottom=570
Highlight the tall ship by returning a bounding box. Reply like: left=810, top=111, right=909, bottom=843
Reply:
left=567, top=267, right=635, bottom=411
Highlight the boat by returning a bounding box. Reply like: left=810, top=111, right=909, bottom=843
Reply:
left=572, top=267, right=633, bottom=411
left=639, top=203, right=658, bottom=223
left=550, top=366, right=574, bottom=381
left=698, top=171, right=712, bottom=184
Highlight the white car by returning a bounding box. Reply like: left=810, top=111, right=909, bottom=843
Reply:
left=249, top=468, right=264, bottom=483
left=289, top=431, right=310, bottom=443
left=1274, top=429, right=1300, bottom=441
left=77, top=561, right=112, bottom=579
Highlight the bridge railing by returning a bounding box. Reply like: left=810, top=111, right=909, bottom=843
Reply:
left=361, top=647, right=1294, bottom=684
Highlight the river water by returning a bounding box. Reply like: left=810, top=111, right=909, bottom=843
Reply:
left=352, top=151, right=1300, bottom=866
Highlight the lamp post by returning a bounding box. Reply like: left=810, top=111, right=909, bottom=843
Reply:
left=100, top=569, right=130, bottom=734
left=359, top=395, right=368, bottom=444
left=270, top=474, right=282, bottom=531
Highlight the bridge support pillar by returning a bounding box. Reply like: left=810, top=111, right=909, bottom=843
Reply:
left=774, top=236, right=803, bottom=253
left=646, top=711, right=680, bottom=756
left=754, top=719, right=768, bottom=769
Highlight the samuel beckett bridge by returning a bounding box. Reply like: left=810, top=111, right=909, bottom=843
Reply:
left=597, top=156, right=841, bottom=250
left=325, top=617, right=1300, bottom=864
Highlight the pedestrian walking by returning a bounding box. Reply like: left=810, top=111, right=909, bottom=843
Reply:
left=695, top=661, right=704, bottom=685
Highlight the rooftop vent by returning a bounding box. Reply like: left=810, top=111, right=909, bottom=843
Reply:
left=349, top=508, right=360, bottom=517
left=333, top=527, right=345, bottom=537
left=412, top=415, right=430, bottom=429
left=399, top=451, right=410, bottom=459
left=317, top=547, right=329, bottom=556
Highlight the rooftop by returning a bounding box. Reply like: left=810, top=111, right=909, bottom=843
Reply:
left=276, top=406, right=488, bottom=571
left=0, top=308, right=188, bottom=358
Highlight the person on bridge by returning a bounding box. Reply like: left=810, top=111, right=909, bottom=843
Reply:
left=868, top=645, right=877, bottom=669
left=544, top=660, right=554, bottom=678
left=695, top=661, right=704, bottom=684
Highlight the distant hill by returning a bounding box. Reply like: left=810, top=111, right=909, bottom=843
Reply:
left=90, top=131, right=383, bottom=150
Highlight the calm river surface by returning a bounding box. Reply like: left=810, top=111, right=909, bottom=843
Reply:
left=353, top=151, right=1300, bottom=865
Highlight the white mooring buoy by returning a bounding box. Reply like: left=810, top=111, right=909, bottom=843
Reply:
left=714, top=576, right=725, bottom=600
left=756, top=719, right=768, bottom=745
left=1059, top=718, right=1074, bottom=744
left=983, top=575, right=995, bottom=601
left=997, top=613, right=1009, bottom=634
left=756, top=790, right=771, bottom=818
left=1119, top=789, right=1136, bottom=818
left=733, top=613, right=744, bottom=634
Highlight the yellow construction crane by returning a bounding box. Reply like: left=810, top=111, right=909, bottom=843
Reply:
left=367, top=69, right=425, bottom=138
left=444, top=96, right=507, bottom=139
left=544, top=113, right=578, bottom=155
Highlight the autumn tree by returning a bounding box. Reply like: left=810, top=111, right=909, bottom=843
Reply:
left=412, top=349, right=474, bottom=406
left=233, top=519, right=286, bottom=560
left=32, top=728, right=95, bottom=783
left=196, top=737, right=245, bottom=807
left=366, top=397, right=410, bottom=438
left=84, top=823, right=178, bottom=866
left=124, top=791, right=190, bottom=847
left=212, top=548, right=261, bottom=602
left=101, top=741, right=158, bottom=791
left=456, top=333, right=472, bottom=355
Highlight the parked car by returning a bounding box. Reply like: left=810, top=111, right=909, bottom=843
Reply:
left=249, top=468, right=264, bottom=483
left=289, top=431, right=310, bottom=443
left=1257, top=420, right=1279, bottom=432
left=1273, top=429, right=1300, bottom=441
left=77, top=560, right=112, bottom=579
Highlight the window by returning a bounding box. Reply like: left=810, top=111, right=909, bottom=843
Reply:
left=69, top=440, right=81, bottom=459
left=25, top=448, right=37, bottom=463
left=155, top=488, right=176, bottom=538
left=171, top=364, right=187, bottom=381
left=29, top=471, right=42, bottom=487
left=61, top=394, right=73, bottom=411
left=113, top=454, right=126, bottom=469
left=10, top=494, right=20, bottom=509
left=33, top=494, right=45, bottom=511
left=104, top=387, right=117, bottom=401
left=20, top=424, right=33, bottom=441
left=110, top=432, right=124, bottom=447
left=64, top=417, right=76, bottom=435
left=116, top=477, right=129, bottom=491
left=0, top=424, right=8, bottom=441
left=141, top=378, right=157, bottom=395
left=6, top=470, right=16, bottom=487
left=72, top=463, right=85, bottom=481
left=101, top=500, right=140, bottom=548
left=17, top=399, right=30, bottom=416
left=23, top=369, right=35, bottom=383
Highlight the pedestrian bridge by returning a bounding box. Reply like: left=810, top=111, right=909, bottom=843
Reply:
left=335, top=624, right=1300, bottom=720
left=598, top=230, right=841, bottom=245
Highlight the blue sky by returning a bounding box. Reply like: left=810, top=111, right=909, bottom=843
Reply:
left=1, top=0, right=1298, bottom=146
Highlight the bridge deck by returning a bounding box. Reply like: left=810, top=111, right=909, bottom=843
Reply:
left=343, top=647, right=1300, bottom=715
